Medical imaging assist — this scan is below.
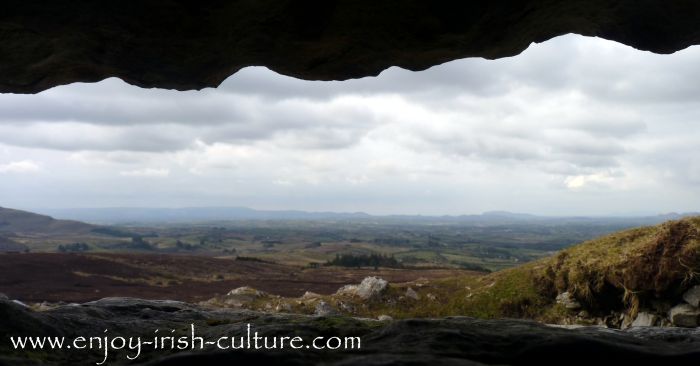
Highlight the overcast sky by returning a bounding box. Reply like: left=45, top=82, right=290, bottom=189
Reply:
left=1, top=34, right=699, bottom=216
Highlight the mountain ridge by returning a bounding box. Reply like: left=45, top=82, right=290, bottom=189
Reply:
left=0, top=206, right=95, bottom=236
left=35, top=206, right=700, bottom=225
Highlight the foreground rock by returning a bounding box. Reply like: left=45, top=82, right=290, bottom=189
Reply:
left=683, top=286, right=700, bottom=307
left=2, top=298, right=700, bottom=365
left=632, top=312, right=660, bottom=327
left=555, top=291, right=581, bottom=310
left=669, top=304, right=700, bottom=328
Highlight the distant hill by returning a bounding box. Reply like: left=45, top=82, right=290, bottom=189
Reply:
left=0, top=207, right=95, bottom=235
left=38, top=207, right=373, bottom=224
left=37, top=206, right=700, bottom=226
left=0, top=236, right=28, bottom=252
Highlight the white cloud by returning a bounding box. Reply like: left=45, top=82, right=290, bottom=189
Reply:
left=0, top=34, right=699, bottom=215
left=0, top=160, right=41, bottom=174
left=564, top=172, right=621, bottom=191
left=119, top=168, right=170, bottom=178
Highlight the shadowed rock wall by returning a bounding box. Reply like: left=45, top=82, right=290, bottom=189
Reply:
left=2, top=0, right=699, bottom=93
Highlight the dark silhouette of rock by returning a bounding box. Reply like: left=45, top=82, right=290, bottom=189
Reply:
left=2, top=298, right=700, bottom=365
left=2, top=1, right=700, bottom=94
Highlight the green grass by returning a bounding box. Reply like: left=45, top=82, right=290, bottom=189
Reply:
left=237, top=217, right=700, bottom=325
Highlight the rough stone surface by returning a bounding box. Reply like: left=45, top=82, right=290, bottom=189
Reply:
left=227, top=286, right=264, bottom=297
left=356, top=277, right=388, bottom=300
left=668, top=304, right=700, bottom=328
left=406, top=287, right=420, bottom=300
left=632, top=312, right=659, bottom=327
left=336, top=277, right=388, bottom=300
left=335, top=285, right=359, bottom=297
left=314, top=300, right=336, bottom=317
left=275, top=302, right=292, bottom=313
left=683, top=285, right=700, bottom=307
left=302, top=291, right=322, bottom=300
left=556, top=291, right=582, bottom=310
left=378, top=315, right=393, bottom=321
left=2, top=298, right=700, bottom=365
left=2, top=1, right=700, bottom=94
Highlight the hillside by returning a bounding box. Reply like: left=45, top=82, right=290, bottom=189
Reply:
left=208, top=217, right=700, bottom=328
left=0, top=207, right=95, bottom=236
left=0, top=236, right=27, bottom=252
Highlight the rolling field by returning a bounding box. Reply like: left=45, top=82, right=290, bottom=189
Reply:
left=0, top=252, right=478, bottom=303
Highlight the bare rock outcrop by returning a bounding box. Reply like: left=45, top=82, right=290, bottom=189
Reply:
left=336, top=276, right=388, bottom=300
left=555, top=291, right=582, bottom=310
left=682, top=285, right=700, bottom=307
left=668, top=304, right=700, bottom=328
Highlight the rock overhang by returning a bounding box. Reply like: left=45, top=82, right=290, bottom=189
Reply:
left=1, top=0, right=699, bottom=94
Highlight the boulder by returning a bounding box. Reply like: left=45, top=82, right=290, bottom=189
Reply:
left=406, top=287, right=420, bottom=300
left=275, top=302, right=293, bottom=313
left=336, top=277, right=388, bottom=300
left=227, top=286, right=264, bottom=297
left=682, top=285, right=700, bottom=307
left=356, top=277, right=388, bottom=300
left=335, top=285, right=359, bottom=297
left=668, top=304, right=700, bottom=327
left=631, top=312, right=659, bottom=327
left=556, top=292, right=582, bottom=310
left=222, top=287, right=267, bottom=307
left=338, top=301, right=355, bottom=314
left=314, top=301, right=336, bottom=317
left=302, top=291, right=322, bottom=300
left=378, top=315, right=393, bottom=321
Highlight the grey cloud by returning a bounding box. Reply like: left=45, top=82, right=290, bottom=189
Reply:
left=1, top=34, right=699, bottom=215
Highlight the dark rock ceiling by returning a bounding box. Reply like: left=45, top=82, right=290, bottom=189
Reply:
left=1, top=0, right=699, bottom=94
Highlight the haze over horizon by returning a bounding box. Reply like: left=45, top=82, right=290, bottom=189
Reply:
left=1, top=34, right=699, bottom=216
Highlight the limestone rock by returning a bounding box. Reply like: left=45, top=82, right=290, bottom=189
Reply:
left=275, top=302, right=293, bottom=313
left=668, top=304, right=700, bottom=327
left=356, top=277, right=388, bottom=300
left=683, top=285, right=700, bottom=307
left=631, top=312, right=659, bottom=327
left=620, top=314, right=634, bottom=330
left=227, top=286, right=264, bottom=297
left=556, top=292, right=582, bottom=310
left=3, top=298, right=700, bottom=365
left=3, top=2, right=700, bottom=94
left=220, top=287, right=267, bottom=308
left=338, top=301, right=355, bottom=314
left=302, top=291, right=322, bottom=300
left=336, top=277, right=388, bottom=300
left=314, top=301, right=336, bottom=317
left=406, top=287, right=420, bottom=300
left=335, top=285, right=359, bottom=297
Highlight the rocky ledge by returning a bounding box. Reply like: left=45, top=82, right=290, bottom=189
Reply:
left=1, top=297, right=700, bottom=365
left=3, top=1, right=700, bottom=93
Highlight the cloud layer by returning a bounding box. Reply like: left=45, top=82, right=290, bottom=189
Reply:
left=0, top=35, right=698, bottom=215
